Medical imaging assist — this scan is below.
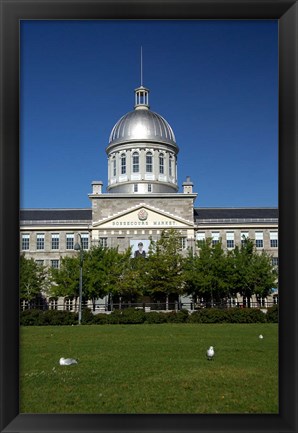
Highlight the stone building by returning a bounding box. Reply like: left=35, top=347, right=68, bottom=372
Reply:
left=20, top=84, right=278, bottom=309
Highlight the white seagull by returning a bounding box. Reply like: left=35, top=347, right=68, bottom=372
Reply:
left=59, top=357, right=78, bottom=366
left=206, top=346, right=215, bottom=360
left=259, top=334, right=264, bottom=339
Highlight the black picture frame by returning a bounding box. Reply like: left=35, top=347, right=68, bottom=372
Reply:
left=0, top=1, right=297, bottom=432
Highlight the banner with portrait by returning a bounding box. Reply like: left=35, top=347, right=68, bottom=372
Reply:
left=130, top=239, right=150, bottom=258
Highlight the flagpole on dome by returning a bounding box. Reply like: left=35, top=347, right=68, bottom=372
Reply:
left=140, top=45, right=143, bottom=87
left=135, top=46, right=149, bottom=109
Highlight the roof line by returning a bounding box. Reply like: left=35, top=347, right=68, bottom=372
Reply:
left=20, top=208, right=91, bottom=211
left=194, top=206, right=278, bottom=210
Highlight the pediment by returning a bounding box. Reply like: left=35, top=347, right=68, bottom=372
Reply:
left=93, top=203, right=194, bottom=229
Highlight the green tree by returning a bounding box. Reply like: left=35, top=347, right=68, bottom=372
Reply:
left=145, top=229, right=184, bottom=309
left=230, top=237, right=277, bottom=306
left=114, top=253, right=148, bottom=302
left=183, top=238, right=231, bottom=306
left=20, top=255, right=48, bottom=305
left=50, top=255, right=81, bottom=299
left=83, top=245, right=132, bottom=306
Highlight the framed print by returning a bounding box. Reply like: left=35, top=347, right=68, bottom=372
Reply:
left=0, top=1, right=297, bottom=432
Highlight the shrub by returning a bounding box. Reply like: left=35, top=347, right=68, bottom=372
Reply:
left=121, top=308, right=146, bottom=324
left=82, top=308, right=95, bottom=324
left=145, top=311, right=168, bottom=324
left=20, top=309, right=43, bottom=326
left=93, top=313, right=109, bottom=324
left=225, top=308, right=266, bottom=323
left=266, top=305, right=278, bottom=323
left=188, top=308, right=227, bottom=323
left=166, top=309, right=189, bottom=323
left=188, top=307, right=267, bottom=324
left=20, top=309, right=78, bottom=326
left=40, top=310, right=78, bottom=326
left=108, top=309, right=123, bottom=324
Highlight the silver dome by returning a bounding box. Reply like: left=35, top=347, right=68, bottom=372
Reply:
left=108, top=109, right=177, bottom=147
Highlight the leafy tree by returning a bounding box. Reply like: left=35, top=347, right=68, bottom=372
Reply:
left=145, top=229, right=184, bottom=308
left=50, top=255, right=81, bottom=299
left=114, top=254, right=147, bottom=302
left=230, top=237, right=277, bottom=306
left=20, top=255, right=48, bottom=305
left=83, top=245, right=132, bottom=306
left=183, top=238, right=231, bottom=306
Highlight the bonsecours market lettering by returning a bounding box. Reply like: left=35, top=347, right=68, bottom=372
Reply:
left=112, top=220, right=177, bottom=226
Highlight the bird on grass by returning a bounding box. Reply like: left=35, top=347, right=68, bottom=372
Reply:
left=206, top=346, right=215, bottom=360
left=59, top=357, right=78, bottom=366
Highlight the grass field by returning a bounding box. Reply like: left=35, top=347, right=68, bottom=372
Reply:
left=20, top=323, right=278, bottom=414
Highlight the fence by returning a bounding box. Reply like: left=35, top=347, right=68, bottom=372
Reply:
left=20, top=299, right=278, bottom=313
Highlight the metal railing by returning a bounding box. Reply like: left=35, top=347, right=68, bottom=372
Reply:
left=20, top=299, right=278, bottom=312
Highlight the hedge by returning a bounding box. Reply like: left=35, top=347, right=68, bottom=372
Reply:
left=20, top=305, right=278, bottom=326
left=20, top=309, right=78, bottom=326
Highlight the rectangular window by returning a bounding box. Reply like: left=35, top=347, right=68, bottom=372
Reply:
left=113, top=158, right=116, bottom=176
left=65, top=298, right=73, bottom=311
left=21, top=234, right=30, bottom=250
left=146, top=153, right=153, bottom=172
left=66, top=234, right=74, bottom=250
left=272, top=257, right=279, bottom=267
left=255, top=232, right=264, bottom=248
left=132, top=153, right=139, bottom=173
left=270, top=231, right=278, bottom=248
left=51, top=259, right=59, bottom=269
left=51, top=234, right=59, bottom=250
left=35, top=260, right=44, bottom=266
left=148, top=184, right=152, bottom=192
left=226, top=232, right=234, bottom=249
left=99, top=238, right=108, bottom=248
left=134, top=184, right=138, bottom=192
left=196, top=232, right=205, bottom=246
left=81, top=233, right=89, bottom=250
left=49, top=298, right=58, bottom=310
left=180, top=237, right=187, bottom=250
left=121, top=154, right=126, bottom=174
left=36, top=234, right=45, bottom=250
left=211, top=232, right=220, bottom=245
left=169, top=157, right=173, bottom=177
left=196, top=232, right=205, bottom=241
left=159, top=155, right=164, bottom=174
left=241, top=231, right=249, bottom=246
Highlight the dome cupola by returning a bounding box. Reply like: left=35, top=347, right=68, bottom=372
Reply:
left=106, top=85, right=179, bottom=194
left=108, top=87, right=177, bottom=150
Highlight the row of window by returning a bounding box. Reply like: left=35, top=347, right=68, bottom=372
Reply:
left=196, top=231, right=278, bottom=249
left=21, top=233, right=89, bottom=251
left=22, top=231, right=278, bottom=252
left=35, top=259, right=59, bottom=269
left=133, top=183, right=153, bottom=193
left=112, top=152, right=175, bottom=177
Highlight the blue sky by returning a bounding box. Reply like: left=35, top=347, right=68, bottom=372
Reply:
left=20, top=20, right=278, bottom=209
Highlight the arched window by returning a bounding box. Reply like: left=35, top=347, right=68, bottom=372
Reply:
left=132, top=152, right=139, bottom=173
left=121, top=153, right=126, bottom=174
left=146, top=152, right=153, bottom=173
left=159, top=153, right=164, bottom=174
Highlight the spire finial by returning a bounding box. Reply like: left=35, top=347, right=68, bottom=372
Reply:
left=140, top=46, right=143, bottom=86
left=134, top=47, right=149, bottom=109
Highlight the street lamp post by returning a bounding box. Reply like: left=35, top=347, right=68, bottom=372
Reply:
left=74, top=234, right=83, bottom=325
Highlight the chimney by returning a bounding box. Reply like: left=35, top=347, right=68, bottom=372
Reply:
left=92, top=181, right=103, bottom=194
left=182, top=176, right=194, bottom=194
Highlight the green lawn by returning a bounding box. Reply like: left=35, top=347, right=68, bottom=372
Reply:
left=20, top=323, right=278, bottom=414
